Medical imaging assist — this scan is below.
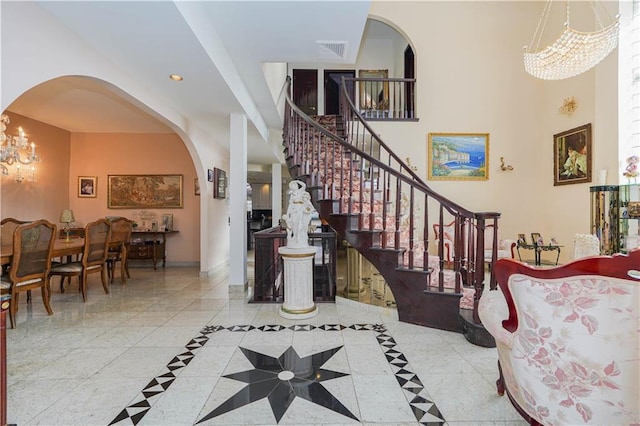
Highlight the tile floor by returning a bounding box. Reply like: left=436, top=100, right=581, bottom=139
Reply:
left=5, top=265, right=527, bottom=425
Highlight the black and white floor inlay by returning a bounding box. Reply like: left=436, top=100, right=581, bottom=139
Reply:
left=110, top=323, right=446, bottom=425
left=196, top=345, right=357, bottom=423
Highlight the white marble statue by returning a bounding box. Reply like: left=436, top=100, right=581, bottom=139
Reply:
left=281, top=180, right=316, bottom=248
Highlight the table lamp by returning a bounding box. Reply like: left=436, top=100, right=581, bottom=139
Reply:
left=59, top=209, right=75, bottom=242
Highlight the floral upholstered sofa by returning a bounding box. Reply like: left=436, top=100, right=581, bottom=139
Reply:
left=479, top=249, right=640, bottom=425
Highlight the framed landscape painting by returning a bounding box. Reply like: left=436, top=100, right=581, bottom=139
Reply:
left=428, top=133, right=489, bottom=181
left=107, top=174, right=183, bottom=209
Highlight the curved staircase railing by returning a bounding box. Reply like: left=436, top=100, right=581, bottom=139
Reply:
left=282, top=76, right=502, bottom=347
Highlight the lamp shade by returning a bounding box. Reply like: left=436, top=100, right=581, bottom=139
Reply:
left=59, top=209, right=75, bottom=224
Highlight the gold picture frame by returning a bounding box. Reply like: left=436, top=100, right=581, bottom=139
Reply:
left=428, top=133, right=489, bottom=181
left=107, top=174, right=183, bottom=209
left=358, top=69, right=389, bottom=113
left=78, top=176, right=97, bottom=198
left=553, top=123, right=592, bottom=186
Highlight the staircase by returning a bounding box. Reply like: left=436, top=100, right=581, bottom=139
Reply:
left=282, top=77, right=502, bottom=347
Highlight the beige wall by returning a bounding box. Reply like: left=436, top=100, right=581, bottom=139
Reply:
left=368, top=1, right=619, bottom=264
left=69, top=133, right=200, bottom=264
left=1, top=113, right=200, bottom=264
left=1, top=113, right=71, bottom=223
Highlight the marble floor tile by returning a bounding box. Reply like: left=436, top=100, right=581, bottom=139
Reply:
left=4, top=266, right=528, bottom=426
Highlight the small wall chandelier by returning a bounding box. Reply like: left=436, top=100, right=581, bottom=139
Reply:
left=524, top=1, right=619, bottom=80
left=0, top=114, right=40, bottom=182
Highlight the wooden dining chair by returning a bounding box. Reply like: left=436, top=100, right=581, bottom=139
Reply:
left=0, top=219, right=57, bottom=328
left=106, top=217, right=133, bottom=284
left=49, top=218, right=111, bottom=302
left=1, top=218, right=29, bottom=273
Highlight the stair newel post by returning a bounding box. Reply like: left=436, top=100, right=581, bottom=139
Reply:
left=422, top=193, right=429, bottom=270
left=437, top=207, right=445, bottom=292
left=473, top=216, right=487, bottom=324
left=453, top=216, right=463, bottom=293
left=304, top=121, right=311, bottom=175
left=358, top=153, right=365, bottom=229
left=394, top=177, right=402, bottom=250
left=467, top=217, right=477, bottom=290
left=489, top=217, right=499, bottom=290
left=408, top=186, right=415, bottom=269
left=316, top=125, right=322, bottom=185
left=381, top=168, right=389, bottom=249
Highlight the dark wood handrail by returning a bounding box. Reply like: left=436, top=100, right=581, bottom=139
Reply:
left=282, top=75, right=503, bottom=330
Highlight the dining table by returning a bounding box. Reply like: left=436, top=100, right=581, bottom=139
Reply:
left=0, top=237, right=85, bottom=267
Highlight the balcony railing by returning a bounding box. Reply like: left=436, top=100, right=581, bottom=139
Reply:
left=346, top=77, right=416, bottom=121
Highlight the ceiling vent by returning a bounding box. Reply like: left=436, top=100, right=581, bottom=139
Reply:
left=317, top=41, right=347, bottom=60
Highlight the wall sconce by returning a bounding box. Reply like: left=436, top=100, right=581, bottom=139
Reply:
left=500, top=157, right=514, bottom=171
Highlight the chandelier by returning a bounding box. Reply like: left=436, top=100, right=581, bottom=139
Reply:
left=524, top=1, right=619, bottom=80
left=0, top=114, right=40, bottom=182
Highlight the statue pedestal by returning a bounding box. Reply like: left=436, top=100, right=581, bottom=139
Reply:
left=278, top=246, right=318, bottom=319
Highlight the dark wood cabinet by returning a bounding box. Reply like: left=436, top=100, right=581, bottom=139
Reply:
left=128, top=230, right=178, bottom=269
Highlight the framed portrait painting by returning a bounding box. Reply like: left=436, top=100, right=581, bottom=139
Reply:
left=553, top=123, right=592, bottom=186
left=78, top=176, right=97, bottom=198
left=428, top=133, right=489, bottom=181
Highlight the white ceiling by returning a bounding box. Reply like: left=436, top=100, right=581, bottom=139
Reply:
left=3, top=1, right=371, bottom=165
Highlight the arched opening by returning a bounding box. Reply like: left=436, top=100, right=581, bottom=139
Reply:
left=1, top=76, right=202, bottom=268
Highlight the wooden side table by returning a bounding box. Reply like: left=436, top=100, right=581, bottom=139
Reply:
left=128, top=230, right=178, bottom=269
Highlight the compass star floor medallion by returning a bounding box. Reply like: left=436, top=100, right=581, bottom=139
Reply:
left=196, top=345, right=358, bottom=423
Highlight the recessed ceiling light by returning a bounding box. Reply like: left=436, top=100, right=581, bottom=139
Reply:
left=169, top=74, right=183, bottom=81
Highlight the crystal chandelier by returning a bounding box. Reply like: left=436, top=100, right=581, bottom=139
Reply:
left=0, top=114, right=40, bottom=182
left=524, top=1, right=620, bottom=80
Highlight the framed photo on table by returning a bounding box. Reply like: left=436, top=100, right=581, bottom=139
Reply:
left=553, top=123, right=592, bottom=186
left=531, top=233, right=544, bottom=246
left=161, top=214, right=174, bottom=231
left=517, top=233, right=527, bottom=246
left=78, top=176, right=97, bottom=198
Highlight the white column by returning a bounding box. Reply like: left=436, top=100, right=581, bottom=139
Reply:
left=229, top=114, right=248, bottom=293
left=271, top=163, right=282, bottom=227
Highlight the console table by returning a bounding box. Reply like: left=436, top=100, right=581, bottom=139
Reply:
left=128, top=230, right=178, bottom=269
left=517, top=243, right=562, bottom=266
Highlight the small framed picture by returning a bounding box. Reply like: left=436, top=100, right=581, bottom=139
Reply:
left=78, top=176, right=97, bottom=198
left=531, top=232, right=544, bottom=246
left=213, top=167, right=227, bottom=199
left=195, top=178, right=201, bottom=196
left=207, top=169, right=214, bottom=182
left=161, top=214, right=174, bottom=231
left=517, top=233, right=527, bottom=246
left=628, top=202, right=640, bottom=218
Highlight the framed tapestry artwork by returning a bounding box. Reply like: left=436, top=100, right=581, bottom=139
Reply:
left=78, top=176, right=97, bottom=198
left=213, top=168, right=227, bottom=199
left=107, top=174, right=183, bottom=209
left=194, top=178, right=201, bottom=196
left=553, top=123, right=592, bottom=186
left=428, top=133, right=489, bottom=181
